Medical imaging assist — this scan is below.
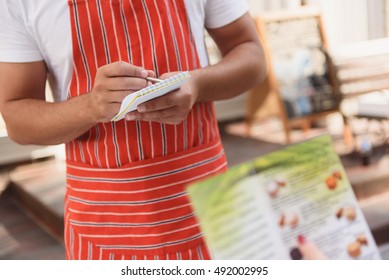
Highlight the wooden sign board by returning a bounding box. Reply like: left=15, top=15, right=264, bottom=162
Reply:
left=247, top=7, right=341, bottom=143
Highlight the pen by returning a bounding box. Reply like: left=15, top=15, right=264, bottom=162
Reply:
left=146, top=76, right=164, bottom=83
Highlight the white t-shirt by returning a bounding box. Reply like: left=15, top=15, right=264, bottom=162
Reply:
left=0, top=0, right=248, bottom=102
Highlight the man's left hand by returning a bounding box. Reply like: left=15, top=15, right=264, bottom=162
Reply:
left=124, top=72, right=199, bottom=125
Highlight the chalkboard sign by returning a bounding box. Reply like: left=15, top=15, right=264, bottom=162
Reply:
left=248, top=7, right=340, bottom=143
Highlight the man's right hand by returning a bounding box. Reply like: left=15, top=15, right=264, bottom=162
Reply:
left=88, top=61, right=155, bottom=123
left=0, top=60, right=155, bottom=146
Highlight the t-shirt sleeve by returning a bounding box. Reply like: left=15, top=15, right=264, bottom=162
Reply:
left=204, top=0, right=249, bottom=29
left=0, top=1, right=43, bottom=62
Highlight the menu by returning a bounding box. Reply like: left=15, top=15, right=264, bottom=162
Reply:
left=187, top=134, right=381, bottom=260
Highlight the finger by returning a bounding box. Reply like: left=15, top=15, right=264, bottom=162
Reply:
left=126, top=106, right=179, bottom=121
left=107, top=76, right=149, bottom=91
left=297, top=235, right=327, bottom=260
left=137, top=91, right=179, bottom=113
left=102, top=61, right=148, bottom=78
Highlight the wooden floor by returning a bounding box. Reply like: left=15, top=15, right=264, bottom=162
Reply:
left=0, top=190, right=65, bottom=260
left=1, top=121, right=389, bottom=260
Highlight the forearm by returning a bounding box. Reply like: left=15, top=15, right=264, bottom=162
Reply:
left=2, top=94, right=96, bottom=145
left=187, top=12, right=267, bottom=103
left=193, top=40, right=266, bottom=103
left=1, top=61, right=151, bottom=146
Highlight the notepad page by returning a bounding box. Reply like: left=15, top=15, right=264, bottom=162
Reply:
left=111, top=71, right=191, bottom=122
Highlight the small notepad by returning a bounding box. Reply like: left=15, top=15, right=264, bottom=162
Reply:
left=111, top=71, right=191, bottom=121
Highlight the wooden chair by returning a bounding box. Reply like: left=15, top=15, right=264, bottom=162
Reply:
left=330, top=38, right=389, bottom=157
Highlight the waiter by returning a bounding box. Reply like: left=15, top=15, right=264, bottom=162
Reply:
left=0, top=0, right=266, bottom=260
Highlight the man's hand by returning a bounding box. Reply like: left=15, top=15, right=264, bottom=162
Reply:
left=124, top=72, right=199, bottom=125
left=88, top=61, right=155, bottom=123
left=0, top=60, right=155, bottom=145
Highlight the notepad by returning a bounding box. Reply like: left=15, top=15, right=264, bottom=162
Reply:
left=111, top=71, right=191, bottom=121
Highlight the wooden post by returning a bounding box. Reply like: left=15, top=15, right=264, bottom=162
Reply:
left=251, top=17, right=292, bottom=143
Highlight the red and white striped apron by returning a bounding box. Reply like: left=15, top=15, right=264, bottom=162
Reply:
left=65, top=0, right=227, bottom=260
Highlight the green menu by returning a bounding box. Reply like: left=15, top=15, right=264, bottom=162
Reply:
left=187, top=134, right=381, bottom=260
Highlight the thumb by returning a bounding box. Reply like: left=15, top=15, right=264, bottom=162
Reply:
left=297, top=235, right=327, bottom=260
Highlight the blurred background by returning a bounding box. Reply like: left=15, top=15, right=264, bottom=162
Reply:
left=1, top=0, right=389, bottom=259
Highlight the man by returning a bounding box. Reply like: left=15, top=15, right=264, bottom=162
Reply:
left=0, top=0, right=266, bottom=259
